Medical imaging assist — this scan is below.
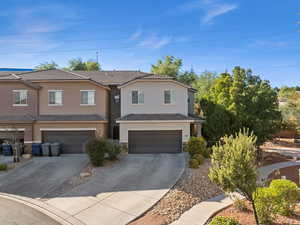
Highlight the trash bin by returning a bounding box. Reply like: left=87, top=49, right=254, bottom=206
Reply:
left=41, top=143, right=51, bottom=156
left=32, top=143, right=42, bottom=156
left=2, top=144, right=13, bottom=156
left=50, top=143, right=61, bottom=156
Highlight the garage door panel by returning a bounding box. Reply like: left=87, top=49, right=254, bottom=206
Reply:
left=129, top=130, right=182, bottom=154
left=42, top=131, right=95, bottom=154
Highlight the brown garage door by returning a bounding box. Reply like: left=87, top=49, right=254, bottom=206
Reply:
left=42, top=131, right=95, bottom=154
left=128, top=130, right=182, bottom=154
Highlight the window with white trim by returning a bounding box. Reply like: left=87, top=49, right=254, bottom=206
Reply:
left=13, top=90, right=28, bottom=106
left=48, top=90, right=63, bottom=106
left=131, top=90, right=144, bottom=104
left=164, top=90, right=175, bottom=104
left=81, top=90, right=95, bottom=105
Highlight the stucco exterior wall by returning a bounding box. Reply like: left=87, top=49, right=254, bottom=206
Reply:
left=33, top=122, right=107, bottom=142
left=0, top=82, right=38, bottom=117
left=119, top=122, right=190, bottom=143
left=37, top=81, right=109, bottom=118
left=120, top=81, right=188, bottom=116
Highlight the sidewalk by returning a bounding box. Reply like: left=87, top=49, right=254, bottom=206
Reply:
left=170, top=161, right=300, bottom=225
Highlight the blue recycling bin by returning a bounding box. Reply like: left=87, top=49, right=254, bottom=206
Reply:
left=32, top=143, right=42, bottom=156
left=2, top=144, right=13, bottom=156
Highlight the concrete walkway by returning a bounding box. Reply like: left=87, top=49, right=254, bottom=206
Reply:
left=47, top=154, right=186, bottom=225
left=170, top=160, right=300, bottom=225
left=264, top=147, right=300, bottom=159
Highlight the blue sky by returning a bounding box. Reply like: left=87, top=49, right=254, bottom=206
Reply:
left=0, top=0, right=299, bottom=87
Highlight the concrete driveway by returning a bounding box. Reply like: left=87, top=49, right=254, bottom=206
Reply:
left=47, top=154, right=186, bottom=225
left=0, top=155, right=88, bottom=198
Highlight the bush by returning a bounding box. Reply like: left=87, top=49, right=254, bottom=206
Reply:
left=106, top=141, right=121, bottom=161
left=253, top=187, right=278, bottom=224
left=233, top=198, right=248, bottom=212
left=270, top=179, right=300, bottom=216
left=210, top=216, right=241, bottom=225
left=189, top=158, right=200, bottom=169
left=192, top=153, right=205, bottom=165
left=0, top=163, right=7, bottom=171
left=85, top=139, right=107, bottom=167
left=187, top=137, right=209, bottom=158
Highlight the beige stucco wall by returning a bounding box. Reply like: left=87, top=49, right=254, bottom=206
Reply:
left=119, top=122, right=191, bottom=143
left=0, top=82, right=38, bottom=117
left=37, top=81, right=109, bottom=118
left=0, top=123, right=33, bottom=142
left=33, top=122, right=107, bottom=142
left=120, top=81, right=188, bottom=116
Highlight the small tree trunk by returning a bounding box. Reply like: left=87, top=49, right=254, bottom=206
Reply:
left=251, top=199, right=259, bottom=225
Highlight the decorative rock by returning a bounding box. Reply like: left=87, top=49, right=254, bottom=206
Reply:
left=80, top=172, right=92, bottom=178
left=22, top=154, right=32, bottom=159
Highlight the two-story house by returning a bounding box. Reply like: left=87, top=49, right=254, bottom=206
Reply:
left=116, top=75, right=203, bottom=154
left=0, top=69, right=203, bottom=154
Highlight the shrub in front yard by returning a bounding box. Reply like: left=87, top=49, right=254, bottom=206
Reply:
left=187, top=137, right=209, bottom=158
left=0, top=163, right=7, bottom=171
left=189, top=158, right=200, bottom=169
left=253, top=187, right=278, bottom=224
left=106, top=141, right=121, bottom=161
left=210, top=216, right=241, bottom=225
left=192, top=153, right=204, bottom=165
left=86, top=139, right=107, bottom=166
left=269, top=179, right=300, bottom=216
left=233, top=198, right=248, bottom=212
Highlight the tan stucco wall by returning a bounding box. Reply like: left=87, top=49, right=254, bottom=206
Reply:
left=0, top=123, right=33, bottom=142
left=120, top=81, right=188, bottom=116
left=119, top=122, right=191, bottom=143
left=0, top=82, right=38, bottom=117
left=37, top=81, right=109, bottom=118
left=33, top=122, right=107, bottom=142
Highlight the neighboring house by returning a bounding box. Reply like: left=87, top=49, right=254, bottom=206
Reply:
left=116, top=75, right=203, bottom=154
left=0, top=69, right=203, bottom=154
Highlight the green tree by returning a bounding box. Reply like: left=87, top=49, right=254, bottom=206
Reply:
left=86, top=60, right=100, bottom=71
left=68, top=58, right=87, bottom=71
left=202, top=67, right=281, bottom=146
left=35, top=61, right=58, bottom=71
left=178, top=69, right=198, bottom=85
left=193, top=71, right=217, bottom=102
left=209, top=130, right=259, bottom=225
left=280, top=91, right=300, bottom=130
left=151, top=56, right=182, bottom=78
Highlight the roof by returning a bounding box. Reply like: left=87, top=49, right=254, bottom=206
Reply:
left=0, top=71, right=26, bottom=76
left=116, top=113, right=204, bottom=122
left=37, top=114, right=107, bottom=121
left=73, top=70, right=149, bottom=85
left=0, top=115, right=35, bottom=123
left=0, top=73, right=40, bottom=89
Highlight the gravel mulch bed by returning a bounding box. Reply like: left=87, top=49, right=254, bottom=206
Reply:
left=129, top=159, right=222, bottom=225
left=214, top=201, right=300, bottom=225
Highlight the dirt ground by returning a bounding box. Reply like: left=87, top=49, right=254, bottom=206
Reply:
left=268, top=165, right=300, bottom=187
left=260, top=151, right=294, bottom=166
left=215, top=201, right=300, bottom=225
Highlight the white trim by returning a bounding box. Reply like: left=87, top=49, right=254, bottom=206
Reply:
left=80, top=90, right=96, bottom=92
left=48, top=90, right=63, bottom=106
left=13, top=104, right=28, bottom=107
left=0, top=128, right=26, bottom=131
left=119, top=79, right=191, bottom=90
left=80, top=90, right=96, bottom=106
left=131, top=89, right=144, bottom=105
left=24, top=141, right=42, bottom=144
left=117, top=120, right=195, bottom=123
left=12, top=90, right=28, bottom=106
left=40, top=128, right=97, bottom=131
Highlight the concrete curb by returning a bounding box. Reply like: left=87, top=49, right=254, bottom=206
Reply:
left=0, top=193, right=86, bottom=225
left=171, top=160, right=300, bottom=225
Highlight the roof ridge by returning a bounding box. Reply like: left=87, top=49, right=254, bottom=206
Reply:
left=61, top=69, right=91, bottom=79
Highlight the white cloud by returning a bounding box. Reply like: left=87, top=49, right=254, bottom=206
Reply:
left=129, top=31, right=143, bottom=41
left=138, top=35, right=172, bottom=49
left=249, top=40, right=288, bottom=48
left=175, top=0, right=238, bottom=24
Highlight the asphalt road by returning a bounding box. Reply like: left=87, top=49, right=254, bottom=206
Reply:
left=0, top=197, right=61, bottom=225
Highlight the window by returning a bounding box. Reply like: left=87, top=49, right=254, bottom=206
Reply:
left=164, top=90, right=175, bottom=104
left=48, top=90, right=63, bottom=106
left=81, top=90, right=95, bottom=105
left=131, top=90, right=144, bottom=104
left=13, top=90, right=28, bottom=106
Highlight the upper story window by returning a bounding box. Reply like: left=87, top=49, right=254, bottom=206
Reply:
left=131, top=90, right=144, bottom=104
left=81, top=90, right=95, bottom=106
left=164, top=90, right=175, bottom=104
left=13, top=90, right=28, bottom=106
left=48, top=90, right=63, bottom=106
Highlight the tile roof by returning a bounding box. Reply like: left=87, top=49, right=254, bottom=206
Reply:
left=73, top=70, right=149, bottom=85
left=37, top=114, right=107, bottom=121
left=117, top=113, right=204, bottom=121
left=0, top=115, right=35, bottom=123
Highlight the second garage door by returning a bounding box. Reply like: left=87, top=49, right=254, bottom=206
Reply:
left=42, top=131, right=95, bottom=154
left=128, top=130, right=182, bottom=154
